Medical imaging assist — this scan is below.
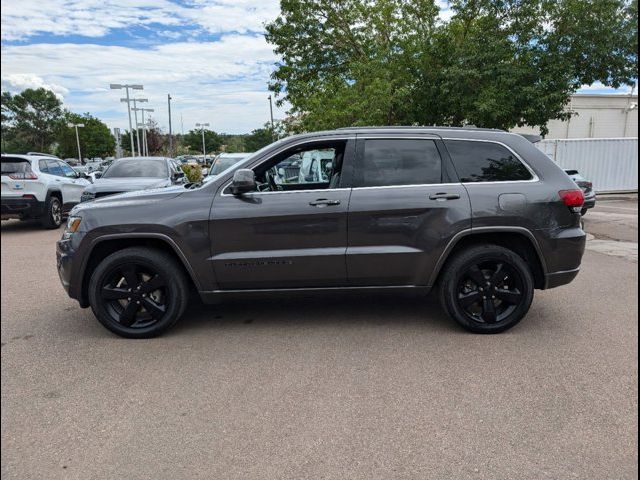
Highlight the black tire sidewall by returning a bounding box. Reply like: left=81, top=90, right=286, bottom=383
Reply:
left=440, top=245, right=534, bottom=334
left=88, top=248, right=188, bottom=338
left=42, top=197, right=62, bottom=229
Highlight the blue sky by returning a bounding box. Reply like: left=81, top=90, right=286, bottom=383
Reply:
left=1, top=0, right=635, bottom=134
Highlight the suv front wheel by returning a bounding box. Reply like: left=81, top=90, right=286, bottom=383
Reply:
left=439, top=244, right=534, bottom=333
left=88, top=247, right=190, bottom=338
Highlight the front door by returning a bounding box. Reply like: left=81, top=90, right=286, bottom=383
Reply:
left=346, top=135, right=471, bottom=286
left=210, top=139, right=354, bottom=290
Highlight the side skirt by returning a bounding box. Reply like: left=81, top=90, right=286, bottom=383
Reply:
left=198, top=285, right=432, bottom=304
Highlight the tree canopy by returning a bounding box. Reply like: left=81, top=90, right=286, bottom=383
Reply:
left=1, top=88, right=64, bottom=152
left=56, top=112, right=115, bottom=160
left=183, top=128, right=222, bottom=154
left=266, top=0, right=638, bottom=134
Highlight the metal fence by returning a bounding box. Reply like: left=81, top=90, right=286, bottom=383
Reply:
left=536, top=137, right=638, bottom=193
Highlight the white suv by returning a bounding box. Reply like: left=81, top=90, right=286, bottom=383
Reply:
left=1, top=154, right=90, bottom=228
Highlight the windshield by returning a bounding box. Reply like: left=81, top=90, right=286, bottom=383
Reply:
left=210, top=156, right=246, bottom=175
left=102, top=159, right=167, bottom=178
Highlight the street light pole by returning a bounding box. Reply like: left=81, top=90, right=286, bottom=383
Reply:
left=167, top=94, right=173, bottom=156
left=133, top=107, right=154, bottom=155
left=268, top=94, right=275, bottom=141
left=110, top=84, right=143, bottom=156
left=67, top=122, right=85, bottom=163
left=195, top=122, right=210, bottom=160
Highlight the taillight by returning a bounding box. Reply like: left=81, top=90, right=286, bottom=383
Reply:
left=559, top=189, right=584, bottom=212
left=9, top=172, right=38, bottom=180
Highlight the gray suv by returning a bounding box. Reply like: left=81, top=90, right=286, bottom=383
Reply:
left=56, top=127, right=586, bottom=338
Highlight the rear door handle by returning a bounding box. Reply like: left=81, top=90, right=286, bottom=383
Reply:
left=309, top=199, right=341, bottom=207
left=429, top=192, right=460, bottom=200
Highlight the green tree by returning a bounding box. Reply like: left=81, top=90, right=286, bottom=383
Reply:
left=1, top=88, right=64, bottom=152
left=183, top=128, right=222, bottom=154
left=266, top=0, right=638, bottom=134
left=56, top=112, right=115, bottom=160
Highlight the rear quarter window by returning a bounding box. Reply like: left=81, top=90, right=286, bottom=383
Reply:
left=444, top=140, right=533, bottom=182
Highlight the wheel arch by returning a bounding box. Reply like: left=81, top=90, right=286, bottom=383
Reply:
left=429, top=227, right=547, bottom=290
left=78, top=234, right=201, bottom=307
left=46, top=188, right=62, bottom=203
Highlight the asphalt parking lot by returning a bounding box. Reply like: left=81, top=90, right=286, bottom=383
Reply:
left=1, top=196, right=637, bottom=479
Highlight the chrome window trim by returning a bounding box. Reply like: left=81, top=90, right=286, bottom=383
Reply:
left=441, top=137, right=540, bottom=184
left=221, top=187, right=351, bottom=197
left=352, top=182, right=463, bottom=191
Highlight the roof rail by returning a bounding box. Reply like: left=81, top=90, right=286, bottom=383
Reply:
left=26, top=152, right=60, bottom=158
left=334, top=125, right=506, bottom=132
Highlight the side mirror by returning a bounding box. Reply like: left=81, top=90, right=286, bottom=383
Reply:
left=230, top=169, right=256, bottom=195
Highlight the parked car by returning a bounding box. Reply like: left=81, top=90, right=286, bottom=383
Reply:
left=80, top=156, right=185, bottom=202
left=565, top=169, right=596, bottom=215
left=209, top=153, right=252, bottom=176
left=57, top=127, right=586, bottom=338
left=2, top=153, right=90, bottom=228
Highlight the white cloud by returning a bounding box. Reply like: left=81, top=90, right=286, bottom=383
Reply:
left=1, top=36, right=288, bottom=133
left=577, top=82, right=636, bottom=94
left=1, top=73, right=69, bottom=100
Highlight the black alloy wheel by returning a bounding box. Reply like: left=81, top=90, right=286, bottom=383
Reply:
left=439, top=244, right=534, bottom=333
left=88, top=247, right=189, bottom=338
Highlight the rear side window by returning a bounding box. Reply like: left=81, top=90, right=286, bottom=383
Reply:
left=444, top=140, right=533, bottom=182
left=39, top=160, right=50, bottom=173
left=355, top=139, right=442, bottom=187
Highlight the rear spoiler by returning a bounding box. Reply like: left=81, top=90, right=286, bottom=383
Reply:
left=519, top=133, right=542, bottom=144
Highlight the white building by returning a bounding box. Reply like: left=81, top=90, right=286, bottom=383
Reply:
left=512, top=94, right=638, bottom=139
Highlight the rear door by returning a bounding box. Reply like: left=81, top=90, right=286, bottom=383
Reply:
left=51, top=160, right=88, bottom=206
left=1, top=158, right=35, bottom=199
left=346, top=135, right=471, bottom=286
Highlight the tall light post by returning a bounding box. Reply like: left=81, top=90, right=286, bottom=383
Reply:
left=195, top=123, right=210, bottom=160
left=124, top=97, right=148, bottom=156
left=133, top=107, right=154, bottom=155
left=167, top=94, right=173, bottom=156
left=268, top=94, right=275, bottom=141
left=67, top=122, right=85, bottom=163
left=110, top=84, right=143, bottom=156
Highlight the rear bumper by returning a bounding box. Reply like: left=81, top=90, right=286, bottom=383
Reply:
left=545, top=267, right=580, bottom=289
left=1, top=197, right=45, bottom=219
left=538, top=226, right=586, bottom=289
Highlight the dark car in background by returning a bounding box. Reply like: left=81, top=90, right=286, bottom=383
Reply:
left=57, top=127, right=586, bottom=338
left=565, top=169, right=596, bottom=215
left=80, top=157, right=185, bottom=202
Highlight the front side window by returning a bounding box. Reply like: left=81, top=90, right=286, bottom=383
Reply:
left=355, top=139, right=442, bottom=187
left=46, top=159, right=64, bottom=176
left=58, top=161, right=77, bottom=178
left=444, top=140, right=533, bottom=182
left=102, top=159, right=168, bottom=178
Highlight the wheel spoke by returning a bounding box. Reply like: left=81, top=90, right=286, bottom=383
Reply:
left=101, top=286, right=130, bottom=300
left=467, top=264, right=486, bottom=286
left=120, top=266, right=139, bottom=288
left=139, top=274, right=165, bottom=294
left=459, top=290, right=482, bottom=308
left=495, top=288, right=522, bottom=305
left=141, top=297, right=166, bottom=320
left=489, top=263, right=509, bottom=286
left=482, top=297, right=497, bottom=323
left=119, top=301, right=139, bottom=326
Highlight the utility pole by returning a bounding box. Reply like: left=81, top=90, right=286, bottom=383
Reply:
left=113, top=128, right=123, bottom=158
left=110, top=83, right=143, bottom=156
left=195, top=123, right=210, bottom=160
left=67, top=122, right=85, bottom=163
left=268, top=94, right=275, bottom=141
left=167, top=94, right=173, bottom=156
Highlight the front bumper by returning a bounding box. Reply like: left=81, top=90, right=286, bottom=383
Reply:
left=56, top=233, right=88, bottom=306
left=1, top=197, right=45, bottom=220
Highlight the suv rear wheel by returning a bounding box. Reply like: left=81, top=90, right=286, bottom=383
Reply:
left=439, top=244, right=534, bottom=333
left=41, top=196, right=62, bottom=229
left=88, top=247, right=189, bottom=338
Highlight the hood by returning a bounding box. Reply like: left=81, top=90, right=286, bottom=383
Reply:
left=72, top=184, right=186, bottom=215
left=85, top=177, right=171, bottom=193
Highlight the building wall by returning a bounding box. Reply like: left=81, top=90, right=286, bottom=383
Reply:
left=511, top=94, right=638, bottom=139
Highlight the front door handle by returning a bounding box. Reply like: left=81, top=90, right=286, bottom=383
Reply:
left=309, top=199, right=341, bottom=207
left=429, top=192, right=460, bottom=200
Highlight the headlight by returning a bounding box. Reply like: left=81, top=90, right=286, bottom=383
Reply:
left=62, top=216, right=82, bottom=239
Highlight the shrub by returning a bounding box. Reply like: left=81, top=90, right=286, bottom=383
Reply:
left=181, top=163, right=203, bottom=183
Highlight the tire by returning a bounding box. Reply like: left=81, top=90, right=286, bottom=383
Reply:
left=438, top=244, right=535, bottom=334
left=41, top=196, right=62, bottom=229
left=88, top=247, right=190, bottom=338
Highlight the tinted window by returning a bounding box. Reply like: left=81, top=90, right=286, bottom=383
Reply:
left=356, top=139, right=442, bottom=187
left=445, top=140, right=533, bottom=182
left=102, top=159, right=168, bottom=178
left=58, top=161, right=77, bottom=178
left=1, top=159, right=32, bottom=175
left=46, top=159, right=64, bottom=176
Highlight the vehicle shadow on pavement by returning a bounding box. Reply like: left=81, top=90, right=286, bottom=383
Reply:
left=0, top=220, right=60, bottom=233
left=170, top=292, right=460, bottom=336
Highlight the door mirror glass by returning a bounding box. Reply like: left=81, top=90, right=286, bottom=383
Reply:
left=230, top=169, right=256, bottom=195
